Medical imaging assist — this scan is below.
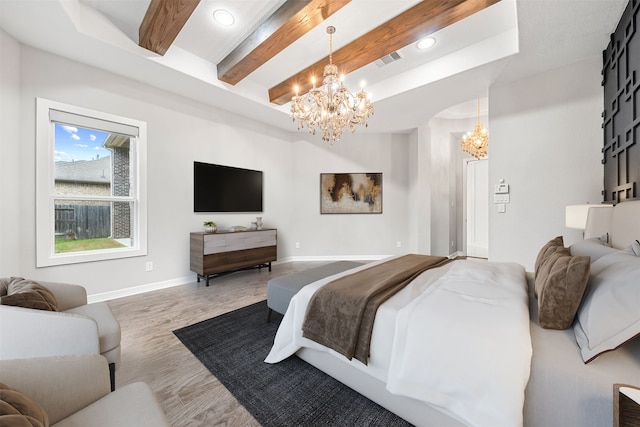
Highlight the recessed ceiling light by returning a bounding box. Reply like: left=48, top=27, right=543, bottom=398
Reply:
left=417, top=37, right=436, bottom=50
left=213, top=9, right=234, bottom=26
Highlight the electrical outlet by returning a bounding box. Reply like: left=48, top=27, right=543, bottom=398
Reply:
left=397, top=241, right=402, bottom=248
left=295, top=242, right=300, bottom=249
left=145, top=261, right=153, bottom=271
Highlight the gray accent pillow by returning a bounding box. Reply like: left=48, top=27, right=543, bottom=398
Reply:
left=0, top=277, right=58, bottom=311
left=535, top=252, right=590, bottom=329
left=534, top=236, right=569, bottom=280
left=0, top=381, right=49, bottom=427
left=574, top=250, right=640, bottom=362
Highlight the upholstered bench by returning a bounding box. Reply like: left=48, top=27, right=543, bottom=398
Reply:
left=266, top=261, right=363, bottom=321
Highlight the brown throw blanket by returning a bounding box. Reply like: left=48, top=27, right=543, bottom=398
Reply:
left=301, top=254, right=451, bottom=364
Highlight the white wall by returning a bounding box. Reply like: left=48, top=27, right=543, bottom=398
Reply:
left=0, top=30, right=22, bottom=277
left=488, top=57, right=605, bottom=270
left=406, top=130, right=420, bottom=252
left=287, top=132, right=414, bottom=259
left=414, top=125, right=432, bottom=255
left=0, top=34, right=415, bottom=298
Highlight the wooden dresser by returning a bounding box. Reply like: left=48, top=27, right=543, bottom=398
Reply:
left=190, top=229, right=277, bottom=286
left=615, top=384, right=640, bottom=427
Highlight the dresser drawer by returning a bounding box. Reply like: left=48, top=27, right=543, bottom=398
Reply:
left=203, top=229, right=277, bottom=254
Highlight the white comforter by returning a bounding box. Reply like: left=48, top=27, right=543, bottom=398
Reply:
left=265, top=258, right=532, bottom=427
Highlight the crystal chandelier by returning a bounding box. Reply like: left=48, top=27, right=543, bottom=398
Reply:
left=290, top=26, right=374, bottom=144
left=460, top=99, right=489, bottom=159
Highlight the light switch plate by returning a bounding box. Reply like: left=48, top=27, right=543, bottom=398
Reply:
left=494, top=184, right=509, bottom=194
left=493, top=194, right=510, bottom=204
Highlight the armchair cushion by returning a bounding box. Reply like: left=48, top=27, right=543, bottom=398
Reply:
left=53, top=382, right=170, bottom=427
left=0, top=278, right=57, bottom=311
left=0, top=307, right=100, bottom=360
left=0, top=381, right=49, bottom=427
left=65, top=303, right=121, bottom=357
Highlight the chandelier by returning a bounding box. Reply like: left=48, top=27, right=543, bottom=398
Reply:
left=460, top=99, right=489, bottom=159
left=290, top=26, right=374, bottom=144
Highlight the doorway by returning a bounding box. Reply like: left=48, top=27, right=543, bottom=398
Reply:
left=465, top=158, right=488, bottom=258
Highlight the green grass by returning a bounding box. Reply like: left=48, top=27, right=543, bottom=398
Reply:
left=55, top=237, right=125, bottom=253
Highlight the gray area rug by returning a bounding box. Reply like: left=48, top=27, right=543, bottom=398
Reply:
left=173, top=300, right=413, bottom=426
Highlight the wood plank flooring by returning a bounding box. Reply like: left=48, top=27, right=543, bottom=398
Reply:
left=107, top=261, right=332, bottom=427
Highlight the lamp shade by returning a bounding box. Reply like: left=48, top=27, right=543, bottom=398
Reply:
left=565, top=204, right=613, bottom=230
left=565, top=205, right=592, bottom=229
left=583, top=205, right=614, bottom=240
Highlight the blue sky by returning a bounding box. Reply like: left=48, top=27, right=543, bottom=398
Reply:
left=54, top=123, right=111, bottom=162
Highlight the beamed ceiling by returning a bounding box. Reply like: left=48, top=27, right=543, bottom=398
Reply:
left=0, top=0, right=629, bottom=134
left=137, top=0, right=501, bottom=105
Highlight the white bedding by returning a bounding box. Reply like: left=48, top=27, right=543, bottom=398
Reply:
left=266, top=258, right=532, bottom=427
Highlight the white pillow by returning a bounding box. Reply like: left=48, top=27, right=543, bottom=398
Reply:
left=632, top=239, right=640, bottom=256
left=569, top=238, right=618, bottom=262
left=573, top=249, right=640, bottom=362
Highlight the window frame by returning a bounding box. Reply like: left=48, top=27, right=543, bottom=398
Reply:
left=36, top=98, right=147, bottom=267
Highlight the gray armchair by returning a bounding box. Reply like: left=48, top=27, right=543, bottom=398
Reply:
left=0, top=278, right=121, bottom=390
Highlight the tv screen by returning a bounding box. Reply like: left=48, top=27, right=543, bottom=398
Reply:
left=194, top=162, right=263, bottom=212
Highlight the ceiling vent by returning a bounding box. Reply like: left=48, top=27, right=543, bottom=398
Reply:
left=374, top=51, right=402, bottom=68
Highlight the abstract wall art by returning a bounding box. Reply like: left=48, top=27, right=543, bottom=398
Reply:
left=320, top=173, right=382, bottom=214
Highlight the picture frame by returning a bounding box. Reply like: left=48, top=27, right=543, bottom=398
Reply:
left=320, top=173, right=382, bottom=214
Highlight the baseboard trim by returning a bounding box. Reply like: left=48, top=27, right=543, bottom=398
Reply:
left=285, top=255, right=391, bottom=262
left=88, top=275, right=194, bottom=303
left=88, top=255, right=392, bottom=302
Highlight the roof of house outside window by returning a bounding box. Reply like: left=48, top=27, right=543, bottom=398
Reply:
left=55, top=155, right=111, bottom=184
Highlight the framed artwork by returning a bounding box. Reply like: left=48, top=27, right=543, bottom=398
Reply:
left=320, top=173, right=382, bottom=214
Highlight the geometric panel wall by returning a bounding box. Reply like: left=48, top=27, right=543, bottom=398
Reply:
left=602, top=0, right=640, bottom=203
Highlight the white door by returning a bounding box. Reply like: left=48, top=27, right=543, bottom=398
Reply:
left=466, top=159, right=488, bottom=258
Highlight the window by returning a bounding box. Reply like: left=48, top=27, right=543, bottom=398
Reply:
left=36, top=98, right=147, bottom=267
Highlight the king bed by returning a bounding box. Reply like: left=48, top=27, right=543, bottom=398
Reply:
left=266, top=200, right=640, bottom=427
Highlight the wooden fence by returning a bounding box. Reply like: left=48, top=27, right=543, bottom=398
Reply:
left=55, top=205, right=111, bottom=240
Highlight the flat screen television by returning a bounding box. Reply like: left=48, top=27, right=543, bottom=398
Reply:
left=194, top=161, right=263, bottom=212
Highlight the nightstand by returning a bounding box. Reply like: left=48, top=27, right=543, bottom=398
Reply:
left=614, top=384, right=640, bottom=427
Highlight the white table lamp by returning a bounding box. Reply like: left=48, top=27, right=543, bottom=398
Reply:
left=565, top=204, right=613, bottom=239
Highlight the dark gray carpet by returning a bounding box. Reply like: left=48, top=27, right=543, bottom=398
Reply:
left=173, top=300, right=413, bottom=426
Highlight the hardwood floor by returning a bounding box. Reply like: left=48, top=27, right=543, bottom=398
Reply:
left=107, top=261, right=331, bottom=427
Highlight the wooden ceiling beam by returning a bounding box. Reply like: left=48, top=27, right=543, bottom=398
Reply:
left=139, top=0, right=200, bottom=56
left=218, top=0, right=351, bottom=86
left=268, top=0, right=501, bottom=105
